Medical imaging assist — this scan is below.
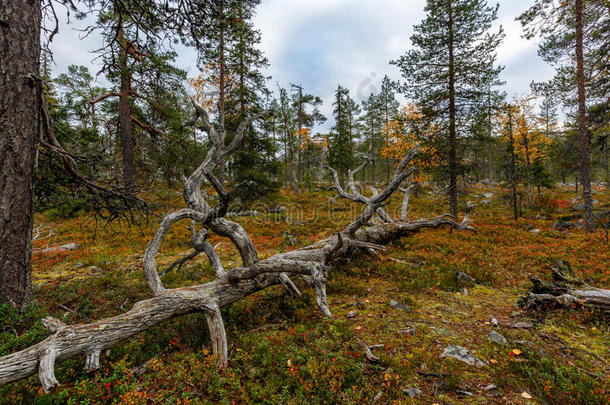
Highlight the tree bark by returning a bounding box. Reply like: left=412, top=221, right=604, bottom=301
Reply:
left=296, top=85, right=303, bottom=183
left=217, top=0, right=226, bottom=187
left=117, top=23, right=136, bottom=195
left=487, top=87, right=494, bottom=182
left=574, top=0, right=595, bottom=232
left=0, top=0, right=41, bottom=310
left=507, top=108, right=519, bottom=221
left=370, top=120, right=376, bottom=184
left=447, top=0, right=458, bottom=219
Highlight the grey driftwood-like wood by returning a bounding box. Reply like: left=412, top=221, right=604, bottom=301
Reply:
left=0, top=102, right=474, bottom=392
left=519, top=260, right=610, bottom=318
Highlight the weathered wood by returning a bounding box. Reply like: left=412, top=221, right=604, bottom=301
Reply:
left=520, top=260, right=610, bottom=318
left=0, top=105, right=475, bottom=392
left=0, top=0, right=41, bottom=310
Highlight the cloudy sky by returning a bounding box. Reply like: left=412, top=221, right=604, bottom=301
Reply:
left=51, top=0, right=555, bottom=132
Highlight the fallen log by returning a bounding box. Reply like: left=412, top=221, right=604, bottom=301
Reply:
left=519, top=260, right=610, bottom=318
left=0, top=103, right=474, bottom=392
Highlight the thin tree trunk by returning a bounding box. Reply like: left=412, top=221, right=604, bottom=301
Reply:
left=606, top=145, right=610, bottom=188
left=370, top=121, right=376, bottom=184
left=575, top=0, right=595, bottom=232
left=217, top=0, right=226, bottom=187
left=508, top=109, right=518, bottom=221
left=487, top=87, right=494, bottom=182
left=118, top=23, right=135, bottom=195
left=447, top=1, right=458, bottom=218
left=297, top=86, right=303, bottom=183
left=0, top=0, right=41, bottom=310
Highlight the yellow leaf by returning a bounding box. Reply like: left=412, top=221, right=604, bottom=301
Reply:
left=512, top=349, right=522, bottom=356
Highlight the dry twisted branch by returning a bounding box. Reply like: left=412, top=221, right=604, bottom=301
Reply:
left=0, top=111, right=476, bottom=392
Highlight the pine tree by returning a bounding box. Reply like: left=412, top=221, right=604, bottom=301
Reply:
left=328, top=85, right=360, bottom=186
left=391, top=0, right=504, bottom=217
left=276, top=86, right=299, bottom=192
left=378, top=76, right=400, bottom=183
left=195, top=0, right=276, bottom=197
left=360, top=93, right=383, bottom=183
left=519, top=0, right=609, bottom=231
left=290, top=84, right=326, bottom=184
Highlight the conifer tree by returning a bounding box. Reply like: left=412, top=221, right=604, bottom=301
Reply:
left=328, top=85, right=360, bottom=186
left=519, top=0, right=609, bottom=231
left=392, top=0, right=504, bottom=217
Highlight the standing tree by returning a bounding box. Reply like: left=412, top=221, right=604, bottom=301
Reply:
left=392, top=0, right=504, bottom=218
left=275, top=86, right=299, bottom=191
left=291, top=84, right=325, bottom=184
left=519, top=0, right=609, bottom=231
left=328, top=85, right=360, bottom=186
left=502, top=104, right=520, bottom=221
left=378, top=76, right=400, bottom=183
left=0, top=0, right=224, bottom=311
left=360, top=93, right=383, bottom=183
left=0, top=0, right=41, bottom=310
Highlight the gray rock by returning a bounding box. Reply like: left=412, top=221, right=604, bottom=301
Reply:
left=483, top=193, right=494, bottom=198
left=389, top=300, right=408, bottom=311
left=346, top=310, right=358, bottom=319
left=403, top=387, right=422, bottom=398
left=490, top=317, right=499, bottom=326
left=488, top=331, right=508, bottom=345
left=481, top=199, right=492, bottom=205
left=462, top=287, right=468, bottom=296
left=440, top=345, right=486, bottom=366
left=398, top=327, right=417, bottom=337
left=553, top=220, right=573, bottom=231
left=512, top=322, right=534, bottom=329
left=456, top=271, right=477, bottom=286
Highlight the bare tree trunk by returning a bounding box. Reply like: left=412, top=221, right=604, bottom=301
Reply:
left=217, top=0, right=226, bottom=187
left=118, top=24, right=136, bottom=195
left=606, top=145, right=610, bottom=188
left=487, top=87, right=494, bottom=182
left=575, top=0, right=595, bottom=232
left=447, top=1, right=458, bottom=218
left=296, top=85, right=303, bottom=183
left=0, top=0, right=40, bottom=310
left=370, top=122, right=376, bottom=184
left=507, top=108, right=518, bottom=221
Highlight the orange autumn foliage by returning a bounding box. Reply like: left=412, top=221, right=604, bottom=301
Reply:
left=381, top=103, right=438, bottom=182
left=502, top=96, right=553, bottom=165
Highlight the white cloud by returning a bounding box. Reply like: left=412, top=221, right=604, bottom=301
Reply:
left=49, top=0, right=556, bottom=131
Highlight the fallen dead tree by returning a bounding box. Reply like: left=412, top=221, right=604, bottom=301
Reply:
left=519, top=260, right=610, bottom=319
left=0, top=102, right=474, bottom=392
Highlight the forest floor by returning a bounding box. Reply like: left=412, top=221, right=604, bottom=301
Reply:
left=1, top=182, right=609, bottom=404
